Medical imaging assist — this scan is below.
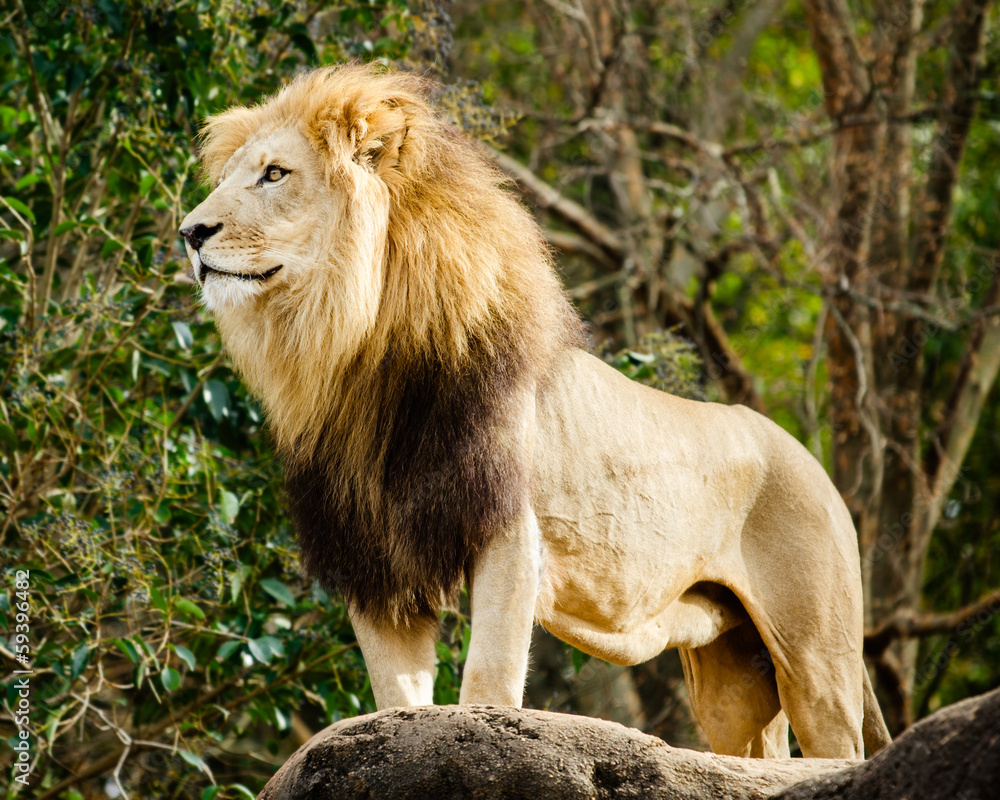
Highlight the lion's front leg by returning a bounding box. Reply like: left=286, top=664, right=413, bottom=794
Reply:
left=460, top=508, right=542, bottom=706
left=350, top=607, right=437, bottom=709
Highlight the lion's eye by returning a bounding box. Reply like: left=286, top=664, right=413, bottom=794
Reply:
left=262, top=165, right=288, bottom=183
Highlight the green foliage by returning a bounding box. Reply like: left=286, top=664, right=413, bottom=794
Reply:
left=0, top=1, right=416, bottom=796
left=603, top=329, right=706, bottom=401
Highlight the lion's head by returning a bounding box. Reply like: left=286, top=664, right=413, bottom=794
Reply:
left=181, top=65, right=580, bottom=623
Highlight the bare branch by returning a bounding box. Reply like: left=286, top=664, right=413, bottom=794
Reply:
left=485, top=145, right=625, bottom=258
left=926, top=267, right=1000, bottom=518
left=865, top=587, right=1000, bottom=656
left=911, top=0, right=992, bottom=294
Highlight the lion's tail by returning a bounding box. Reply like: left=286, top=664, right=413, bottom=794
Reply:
left=862, top=663, right=892, bottom=755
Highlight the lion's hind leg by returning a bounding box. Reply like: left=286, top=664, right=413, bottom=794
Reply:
left=679, top=622, right=790, bottom=759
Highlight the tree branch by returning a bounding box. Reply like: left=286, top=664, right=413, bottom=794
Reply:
left=485, top=145, right=625, bottom=258
left=910, top=0, right=992, bottom=295
left=865, top=587, right=1000, bottom=657
left=926, top=266, right=1000, bottom=518
left=800, top=0, right=870, bottom=117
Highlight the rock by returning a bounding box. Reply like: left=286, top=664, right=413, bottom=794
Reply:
left=772, top=687, right=1000, bottom=800
left=256, top=705, right=849, bottom=799
left=257, top=688, right=1000, bottom=800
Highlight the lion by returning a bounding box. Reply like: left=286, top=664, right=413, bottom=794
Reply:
left=180, top=64, right=891, bottom=759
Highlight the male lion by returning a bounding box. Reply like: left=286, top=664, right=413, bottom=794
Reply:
left=180, top=65, right=890, bottom=759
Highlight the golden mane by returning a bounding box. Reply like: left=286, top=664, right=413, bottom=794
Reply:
left=197, top=65, right=582, bottom=622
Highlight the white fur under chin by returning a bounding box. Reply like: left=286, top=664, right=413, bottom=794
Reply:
left=199, top=274, right=268, bottom=312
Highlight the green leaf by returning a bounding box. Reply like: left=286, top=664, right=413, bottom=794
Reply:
left=172, top=320, right=193, bottom=350
left=0, top=421, right=17, bottom=450
left=54, top=219, right=78, bottom=235
left=229, top=785, right=256, bottom=800
left=259, top=578, right=295, bottom=607
left=15, top=173, right=41, bottom=191
left=100, top=237, right=124, bottom=258
left=149, top=587, right=169, bottom=613
left=179, top=749, right=212, bottom=777
left=70, top=643, right=89, bottom=680
left=113, top=638, right=140, bottom=664
left=247, top=636, right=276, bottom=664
left=435, top=641, right=452, bottom=662
left=203, top=379, right=231, bottom=421
left=173, top=644, right=197, bottom=670
left=216, top=640, right=241, bottom=661
left=218, top=488, right=240, bottom=525
left=174, top=598, right=206, bottom=621
left=201, top=787, right=221, bottom=800
left=139, top=173, right=157, bottom=197
left=161, top=666, right=181, bottom=692
left=247, top=638, right=270, bottom=664
left=229, top=570, right=243, bottom=604
left=2, top=195, right=35, bottom=223
left=571, top=647, right=591, bottom=674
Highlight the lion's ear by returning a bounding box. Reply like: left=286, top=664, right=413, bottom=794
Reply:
left=348, top=104, right=409, bottom=178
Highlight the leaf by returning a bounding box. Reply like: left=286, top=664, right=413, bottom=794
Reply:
left=247, top=637, right=273, bottom=664
left=174, top=598, right=206, bottom=622
left=218, top=488, right=240, bottom=525
left=172, top=644, right=196, bottom=670
left=229, top=570, right=243, bottom=604
left=54, top=219, right=77, bottom=235
left=171, top=320, right=193, bottom=350
left=203, top=379, right=231, bottom=421
left=113, top=638, right=139, bottom=664
left=2, top=195, right=35, bottom=223
left=179, top=749, right=213, bottom=778
left=625, top=350, right=656, bottom=364
left=149, top=587, right=169, bottom=613
left=0, top=421, right=17, bottom=450
left=139, top=173, right=156, bottom=197
left=100, top=237, right=124, bottom=258
left=435, top=641, right=452, bottom=662
left=229, top=785, right=256, bottom=800
left=201, top=787, right=221, bottom=800
left=571, top=647, right=591, bottom=675
left=259, top=578, right=294, bottom=607
left=216, top=640, right=240, bottom=661
left=260, top=635, right=284, bottom=659
left=70, top=643, right=89, bottom=680
left=161, top=666, right=181, bottom=692
left=15, top=173, right=41, bottom=191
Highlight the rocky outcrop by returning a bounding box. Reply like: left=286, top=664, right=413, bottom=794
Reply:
left=258, top=687, right=1000, bottom=800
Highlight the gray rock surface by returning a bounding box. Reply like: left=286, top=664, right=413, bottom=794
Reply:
left=258, top=688, right=1000, bottom=800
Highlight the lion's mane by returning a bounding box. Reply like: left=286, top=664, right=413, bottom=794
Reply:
left=199, top=66, right=582, bottom=624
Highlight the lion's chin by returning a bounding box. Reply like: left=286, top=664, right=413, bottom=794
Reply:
left=198, top=272, right=271, bottom=313
left=192, top=258, right=283, bottom=313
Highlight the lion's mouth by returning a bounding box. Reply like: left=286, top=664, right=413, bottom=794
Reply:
left=198, top=261, right=284, bottom=284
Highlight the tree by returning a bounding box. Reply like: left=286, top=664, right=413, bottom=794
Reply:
left=448, top=0, right=1000, bottom=735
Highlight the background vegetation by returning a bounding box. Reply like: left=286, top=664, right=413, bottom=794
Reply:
left=1, top=0, right=997, bottom=797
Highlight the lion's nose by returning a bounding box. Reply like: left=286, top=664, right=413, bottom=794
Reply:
left=180, top=222, right=223, bottom=250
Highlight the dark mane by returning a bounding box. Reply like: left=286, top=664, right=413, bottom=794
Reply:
left=283, top=311, right=575, bottom=625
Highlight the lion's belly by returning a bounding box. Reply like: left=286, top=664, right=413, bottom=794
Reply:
left=530, top=350, right=765, bottom=664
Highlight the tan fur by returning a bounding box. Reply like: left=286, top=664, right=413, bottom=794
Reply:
left=181, top=64, right=890, bottom=759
